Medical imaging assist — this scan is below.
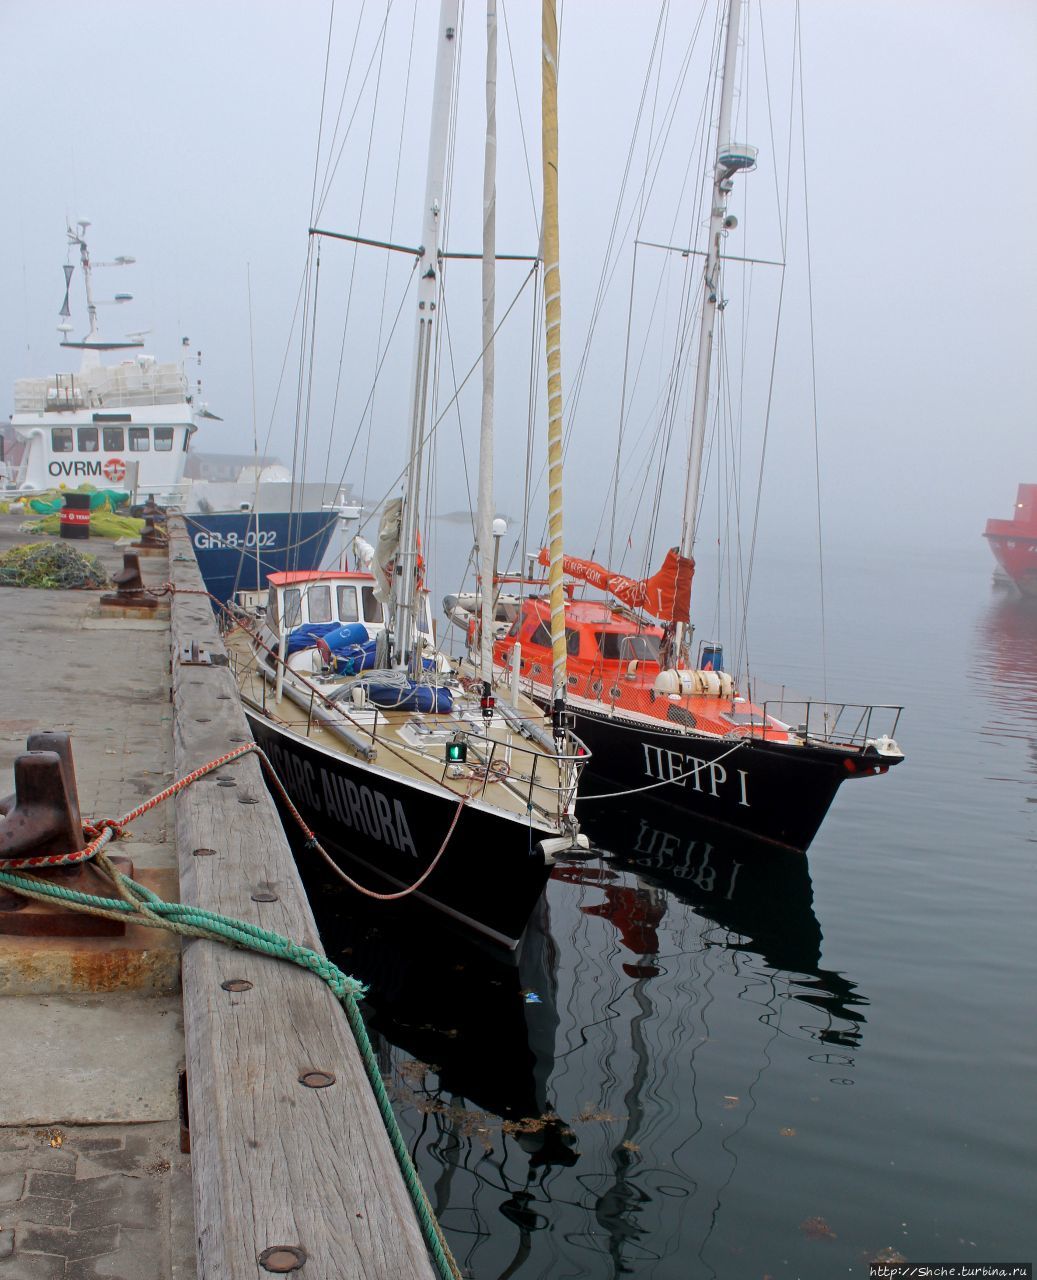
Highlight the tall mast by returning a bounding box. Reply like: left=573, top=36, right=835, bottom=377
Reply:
left=678, top=0, right=754, bottom=563
left=541, top=0, right=569, bottom=726
left=396, top=0, right=461, bottom=668
left=477, top=0, right=498, bottom=691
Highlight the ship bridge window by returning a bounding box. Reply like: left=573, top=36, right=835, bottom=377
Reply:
left=102, top=427, right=125, bottom=452
left=154, top=427, right=174, bottom=452
left=77, top=427, right=98, bottom=452
left=51, top=428, right=73, bottom=453
left=595, top=631, right=661, bottom=663
left=283, top=588, right=302, bottom=629
left=306, top=585, right=332, bottom=624
left=129, top=427, right=150, bottom=452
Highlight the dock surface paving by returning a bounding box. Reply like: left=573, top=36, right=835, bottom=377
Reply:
left=1, top=514, right=438, bottom=1280
left=0, top=515, right=193, bottom=1279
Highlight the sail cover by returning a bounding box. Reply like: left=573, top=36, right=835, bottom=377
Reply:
left=539, top=546, right=694, bottom=623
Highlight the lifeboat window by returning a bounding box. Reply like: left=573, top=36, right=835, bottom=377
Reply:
left=527, top=621, right=581, bottom=655
left=306, top=585, right=333, bottom=624
left=595, top=632, right=660, bottom=663
left=77, top=427, right=99, bottom=453
left=337, top=586, right=360, bottom=623
left=506, top=616, right=521, bottom=639
left=102, top=427, right=125, bottom=451
left=51, top=428, right=73, bottom=453
left=154, top=427, right=174, bottom=452
left=361, top=586, right=381, bottom=624
left=283, top=588, right=302, bottom=630
left=129, top=427, right=150, bottom=452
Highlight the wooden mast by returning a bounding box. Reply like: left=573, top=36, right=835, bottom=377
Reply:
left=541, top=0, right=568, bottom=727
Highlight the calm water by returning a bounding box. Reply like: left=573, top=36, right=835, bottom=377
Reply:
left=301, top=540, right=1036, bottom=1278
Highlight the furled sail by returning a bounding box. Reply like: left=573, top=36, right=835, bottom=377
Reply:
left=373, top=497, right=402, bottom=605
left=539, top=546, right=694, bottom=623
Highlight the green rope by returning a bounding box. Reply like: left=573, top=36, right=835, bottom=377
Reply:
left=0, top=865, right=461, bottom=1280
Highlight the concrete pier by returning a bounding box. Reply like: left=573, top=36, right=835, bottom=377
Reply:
left=0, top=513, right=437, bottom=1280
left=0, top=515, right=193, bottom=1279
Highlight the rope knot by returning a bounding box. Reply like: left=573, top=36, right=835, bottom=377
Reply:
left=90, top=818, right=126, bottom=840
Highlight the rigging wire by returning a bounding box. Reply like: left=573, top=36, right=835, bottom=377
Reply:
left=499, top=0, right=541, bottom=240
left=319, top=0, right=395, bottom=495
left=358, top=0, right=420, bottom=515
left=733, top=0, right=797, bottom=685
left=314, top=1, right=397, bottom=224
left=796, top=0, right=829, bottom=704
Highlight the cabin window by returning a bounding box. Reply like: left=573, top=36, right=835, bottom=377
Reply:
left=77, top=427, right=99, bottom=452
left=266, top=586, right=279, bottom=630
left=51, top=428, right=73, bottom=453
left=129, top=427, right=150, bottom=452
left=336, top=587, right=359, bottom=623
left=283, top=588, right=302, bottom=629
left=623, top=634, right=661, bottom=663
left=154, top=427, right=174, bottom=452
left=362, top=587, right=381, bottom=624
left=102, top=427, right=125, bottom=451
left=528, top=621, right=580, bottom=656
left=595, top=631, right=661, bottom=663
left=306, top=585, right=332, bottom=624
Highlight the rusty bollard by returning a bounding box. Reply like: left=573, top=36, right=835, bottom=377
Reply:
left=131, top=515, right=169, bottom=556
left=0, top=732, right=129, bottom=936
left=100, top=551, right=158, bottom=612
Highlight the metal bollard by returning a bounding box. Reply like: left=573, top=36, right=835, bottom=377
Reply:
left=0, top=733, right=129, bottom=936
left=100, top=551, right=158, bottom=611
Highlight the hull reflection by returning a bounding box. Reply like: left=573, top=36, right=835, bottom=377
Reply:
left=574, top=798, right=866, bottom=1045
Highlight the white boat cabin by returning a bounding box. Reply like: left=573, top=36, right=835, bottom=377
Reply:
left=262, top=569, right=435, bottom=651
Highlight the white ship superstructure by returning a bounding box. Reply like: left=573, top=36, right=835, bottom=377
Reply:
left=5, top=220, right=206, bottom=496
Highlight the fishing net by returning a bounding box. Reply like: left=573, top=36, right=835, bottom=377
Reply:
left=20, top=511, right=145, bottom=539
left=0, top=543, right=111, bottom=590
left=26, top=486, right=131, bottom=515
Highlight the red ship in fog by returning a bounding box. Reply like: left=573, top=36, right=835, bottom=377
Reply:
left=984, top=485, right=1037, bottom=597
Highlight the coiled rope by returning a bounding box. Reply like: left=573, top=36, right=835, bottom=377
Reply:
left=0, top=743, right=462, bottom=1280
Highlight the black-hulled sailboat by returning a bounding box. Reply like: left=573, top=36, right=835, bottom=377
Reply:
left=228, top=0, right=589, bottom=948
left=488, top=0, right=903, bottom=852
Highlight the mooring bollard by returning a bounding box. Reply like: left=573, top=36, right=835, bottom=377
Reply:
left=131, top=516, right=169, bottom=555
left=100, top=551, right=158, bottom=611
left=0, top=732, right=130, bottom=936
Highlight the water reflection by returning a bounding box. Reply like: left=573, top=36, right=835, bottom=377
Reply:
left=299, top=804, right=868, bottom=1279
left=975, top=592, right=1037, bottom=729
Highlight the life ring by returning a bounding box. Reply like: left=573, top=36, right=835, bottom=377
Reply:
left=315, top=637, right=333, bottom=667
left=102, top=457, right=127, bottom=484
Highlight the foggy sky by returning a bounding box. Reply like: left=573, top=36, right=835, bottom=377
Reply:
left=1, top=0, right=1034, bottom=573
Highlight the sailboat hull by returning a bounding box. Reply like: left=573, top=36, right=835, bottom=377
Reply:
left=563, top=703, right=889, bottom=852
left=244, top=711, right=554, bottom=949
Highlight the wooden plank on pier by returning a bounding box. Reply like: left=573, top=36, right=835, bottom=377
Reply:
left=167, top=517, right=436, bottom=1280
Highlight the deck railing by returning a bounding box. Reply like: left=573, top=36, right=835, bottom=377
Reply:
left=756, top=696, right=903, bottom=749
